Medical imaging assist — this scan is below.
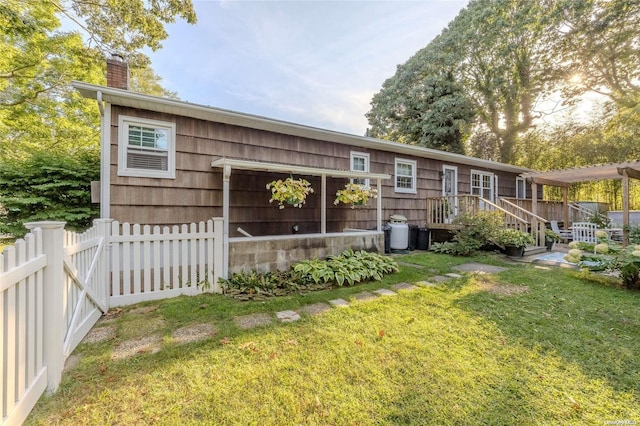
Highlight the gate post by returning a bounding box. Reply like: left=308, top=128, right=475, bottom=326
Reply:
left=25, top=221, right=66, bottom=393
left=94, top=218, right=113, bottom=309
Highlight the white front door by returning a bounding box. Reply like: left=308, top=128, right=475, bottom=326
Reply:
left=442, top=165, right=458, bottom=197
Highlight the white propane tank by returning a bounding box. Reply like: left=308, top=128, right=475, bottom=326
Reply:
left=389, top=223, right=409, bottom=250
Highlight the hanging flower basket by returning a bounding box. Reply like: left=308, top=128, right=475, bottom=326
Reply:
left=334, top=183, right=378, bottom=209
left=266, top=177, right=313, bottom=209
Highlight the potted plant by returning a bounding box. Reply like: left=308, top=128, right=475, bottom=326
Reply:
left=544, top=229, right=561, bottom=250
left=334, top=182, right=378, bottom=209
left=496, top=228, right=535, bottom=257
left=266, top=177, right=314, bottom=209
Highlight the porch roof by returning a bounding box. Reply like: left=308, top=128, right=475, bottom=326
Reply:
left=521, top=161, right=640, bottom=187
left=210, top=157, right=391, bottom=180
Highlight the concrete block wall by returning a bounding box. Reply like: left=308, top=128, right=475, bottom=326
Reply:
left=229, top=231, right=384, bottom=274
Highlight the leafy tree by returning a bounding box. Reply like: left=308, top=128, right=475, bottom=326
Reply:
left=0, top=0, right=195, bottom=235
left=0, top=151, right=99, bottom=237
left=444, top=0, right=554, bottom=163
left=551, top=0, right=640, bottom=110
left=368, top=0, right=554, bottom=163
left=367, top=39, right=475, bottom=153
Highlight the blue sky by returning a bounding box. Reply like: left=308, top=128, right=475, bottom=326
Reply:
left=145, top=1, right=469, bottom=135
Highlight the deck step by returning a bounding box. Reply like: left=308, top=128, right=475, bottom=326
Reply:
left=524, top=246, right=547, bottom=256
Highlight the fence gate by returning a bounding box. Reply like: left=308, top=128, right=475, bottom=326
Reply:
left=62, top=220, right=110, bottom=358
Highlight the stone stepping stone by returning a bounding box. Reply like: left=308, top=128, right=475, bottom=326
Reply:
left=112, top=335, right=163, bottom=360
left=329, top=298, right=350, bottom=308
left=397, top=261, right=425, bottom=269
left=429, top=275, right=451, bottom=283
left=445, top=273, right=463, bottom=279
left=391, top=282, right=418, bottom=291
left=352, top=291, right=377, bottom=302
left=276, top=310, right=301, bottom=323
left=83, top=325, right=115, bottom=344
left=234, top=313, right=273, bottom=329
left=452, top=263, right=508, bottom=274
left=298, top=302, right=332, bottom=316
left=172, top=323, right=217, bottom=344
left=415, top=281, right=439, bottom=287
left=373, top=288, right=397, bottom=297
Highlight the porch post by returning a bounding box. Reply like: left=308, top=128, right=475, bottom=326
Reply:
left=222, top=165, right=231, bottom=278
left=321, top=174, right=327, bottom=234
left=376, top=178, right=382, bottom=231
left=531, top=182, right=538, bottom=216
left=622, top=169, right=630, bottom=247
left=562, top=187, right=569, bottom=228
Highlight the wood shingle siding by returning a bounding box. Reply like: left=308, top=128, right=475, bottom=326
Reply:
left=105, top=105, right=525, bottom=235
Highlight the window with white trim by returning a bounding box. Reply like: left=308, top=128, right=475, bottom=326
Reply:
left=471, top=170, right=495, bottom=201
left=118, top=116, right=176, bottom=178
left=516, top=177, right=526, bottom=199
left=350, top=151, right=370, bottom=186
left=395, top=158, right=417, bottom=193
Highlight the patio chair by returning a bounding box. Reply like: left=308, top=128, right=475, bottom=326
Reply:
left=571, top=222, right=597, bottom=243
left=550, top=220, right=572, bottom=242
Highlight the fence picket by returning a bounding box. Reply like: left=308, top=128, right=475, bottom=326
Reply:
left=153, top=226, right=161, bottom=291
left=16, top=240, right=27, bottom=400
left=4, top=245, right=17, bottom=416
left=122, top=223, right=131, bottom=296
left=132, top=224, right=141, bottom=295
left=143, top=225, right=151, bottom=293
left=111, top=221, right=121, bottom=298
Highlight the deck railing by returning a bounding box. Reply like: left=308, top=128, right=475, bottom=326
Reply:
left=427, top=195, right=547, bottom=246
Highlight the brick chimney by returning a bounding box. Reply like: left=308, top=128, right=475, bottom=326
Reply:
left=106, top=54, right=129, bottom=90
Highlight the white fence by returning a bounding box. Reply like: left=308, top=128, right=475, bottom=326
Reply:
left=1, top=218, right=223, bottom=425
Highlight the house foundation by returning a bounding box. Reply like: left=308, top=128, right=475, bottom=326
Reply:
left=229, top=231, right=384, bottom=274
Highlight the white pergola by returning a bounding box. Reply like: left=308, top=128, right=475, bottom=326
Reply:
left=211, top=157, right=391, bottom=275
left=521, top=161, right=640, bottom=245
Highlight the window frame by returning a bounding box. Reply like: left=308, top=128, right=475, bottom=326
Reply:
left=118, top=115, right=176, bottom=179
left=394, top=158, right=417, bottom=194
left=350, top=151, right=370, bottom=187
left=470, top=169, right=495, bottom=201
left=516, top=177, right=526, bottom=199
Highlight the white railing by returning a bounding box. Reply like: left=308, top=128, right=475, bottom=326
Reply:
left=426, top=195, right=547, bottom=246
left=109, top=219, right=223, bottom=307
left=1, top=217, right=224, bottom=425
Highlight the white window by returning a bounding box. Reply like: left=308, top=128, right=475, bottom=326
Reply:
left=395, top=158, right=417, bottom=193
left=516, top=177, right=526, bottom=199
left=118, top=116, right=176, bottom=178
left=471, top=170, right=495, bottom=201
left=350, top=151, right=370, bottom=186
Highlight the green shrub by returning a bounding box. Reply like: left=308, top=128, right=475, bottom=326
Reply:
left=0, top=150, right=99, bottom=237
left=431, top=210, right=504, bottom=256
left=220, top=249, right=398, bottom=300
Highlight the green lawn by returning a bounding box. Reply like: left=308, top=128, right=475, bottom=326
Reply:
left=27, top=253, right=640, bottom=425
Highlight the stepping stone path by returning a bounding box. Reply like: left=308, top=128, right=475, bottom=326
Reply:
left=329, top=298, right=350, bottom=308
left=452, top=263, right=508, bottom=274
left=373, top=288, right=397, bottom=297
left=298, top=302, right=332, bottom=316
left=73, top=262, right=513, bottom=365
left=391, top=282, right=418, bottom=291
left=352, top=291, right=377, bottom=302
left=234, top=313, right=273, bottom=329
left=276, top=310, right=301, bottom=322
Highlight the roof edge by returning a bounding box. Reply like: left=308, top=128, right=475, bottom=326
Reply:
left=72, top=81, right=531, bottom=174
